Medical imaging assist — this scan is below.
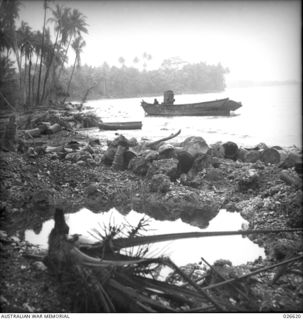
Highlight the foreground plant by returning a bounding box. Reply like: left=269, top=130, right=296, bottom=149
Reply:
left=46, top=208, right=303, bottom=312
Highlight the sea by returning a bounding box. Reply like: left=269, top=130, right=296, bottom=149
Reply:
left=82, top=83, right=302, bottom=149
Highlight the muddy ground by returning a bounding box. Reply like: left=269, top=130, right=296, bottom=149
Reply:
left=0, top=126, right=302, bottom=312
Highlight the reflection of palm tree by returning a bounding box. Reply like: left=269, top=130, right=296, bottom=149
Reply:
left=66, top=35, right=86, bottom=96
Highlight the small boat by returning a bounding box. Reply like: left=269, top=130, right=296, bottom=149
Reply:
left=141, top=91, right=242, bottom=117
left=99, top=121, right=142, bottom=130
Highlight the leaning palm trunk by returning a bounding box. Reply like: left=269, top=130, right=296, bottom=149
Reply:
left=46, top=208, right=303, bottom=312
left=65, top=55, right=77, bottom=98
left=47, top=208, right=226, bottom=312
left=81, top=227, right=303, bottom=252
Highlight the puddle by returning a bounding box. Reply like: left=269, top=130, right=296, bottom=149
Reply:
left=25, top=208, right=265, bottom=272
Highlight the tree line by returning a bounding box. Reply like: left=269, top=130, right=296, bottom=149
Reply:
left=66, top=59, right=229, bottom=100
left=0, top=0, right=229, bottom=110
left=0, top=0, right=88, bottom=109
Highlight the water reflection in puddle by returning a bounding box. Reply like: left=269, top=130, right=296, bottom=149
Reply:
left=25, top=208, right=264, bottom=269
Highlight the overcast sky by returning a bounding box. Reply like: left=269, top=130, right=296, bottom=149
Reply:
left=19, top=0, right=301, bottom=82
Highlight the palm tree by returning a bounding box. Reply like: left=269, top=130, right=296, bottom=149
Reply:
left=41, top=4, right=70, bottom=103
left=17, top=21, right=32, bottom=104
left=118, top=56, right=125, bottom=68
left=57, top=8, right=88, bottom=81
left=36, top=0, right=49, bottom=105
left=30, top=30, right=42, bottom=103
left=66, top=35, right=86, bottom=97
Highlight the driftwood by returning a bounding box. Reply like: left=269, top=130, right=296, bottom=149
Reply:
left=146, top=129, right=181, bottom=150
left=23, top=122, right=62, bottom=138
left=47, top=123, right=61, bottom=134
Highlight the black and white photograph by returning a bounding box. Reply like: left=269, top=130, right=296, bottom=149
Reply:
left=0, top=0, right=302, bottom=315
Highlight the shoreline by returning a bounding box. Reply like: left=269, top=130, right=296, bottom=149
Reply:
left=0, top=106, right=302, bottom=312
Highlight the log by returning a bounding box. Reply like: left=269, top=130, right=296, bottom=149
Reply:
left=239, top=149, right=260, bottom=163
left=146, top=129, right=181, bottom=149
left=260, top=148, right=281, bottom=164
left=47, top=123, right=61, bottom=134
left=23, top=127, right=42, bottom=138
left=45, top=145, right=65, bottom=153
left=112, top=145, right=127, bottom=170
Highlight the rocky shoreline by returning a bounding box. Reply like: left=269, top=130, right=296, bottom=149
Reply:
left=0, top=105, right=302, bottom=312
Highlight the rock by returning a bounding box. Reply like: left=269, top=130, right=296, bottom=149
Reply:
left=223, top=141, right=239, bottom=161
left=208, top=142, right=225, bottom=158
left=133, top=187, right=220, bottom=226
left=147, top=158, right=179, bottom=181
left=237, top=169, right=260, bottom=192
left=149, top=174, right=171, bottom=193
left=85, top=183, right=100, bottom=196
left=187, top=153, right=212, bottom=179
left=82, top=144, right=94, bottom=154
left=123, top=150, right=137, bottom=169
left=181, top=136, right=209, bottom=157
left=88, top=138, right=101, bottom=147
left=10, top=236, right=20, bottom=243
left=279, top=152, right=302, bottom=169
left=244, top=150, right=261, bottom=163
left=280, top=170, right=302, bottom=188
left=143, top=150, right=159, bottom=162
left=32, top=189, right=52, bottom=209
left=204, top=168, right=224, bottom=182
left=295, top=162, right=303, bottom=175
left=158, top=143, right=177, bottom=159
left=255, top=142, right=268, bottom=150
left=32, top=261, right=47, bottom=272
left=128, top=156, right=151, bottom=176
left=102, top=147, right=117, bottom=165
left=0, top=230, right=8, bottom=239
left=176, top=150, right=194, bottom=174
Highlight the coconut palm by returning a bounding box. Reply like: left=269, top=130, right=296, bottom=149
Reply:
left=40, top=4, right=70, bottom=103
left=66, top=35, right=86, bottom=97
left=16, top=21, right=33, bottom=104
left=57, top=8, right=88, bottom=81
left=36, top=0, right=49, bottom=105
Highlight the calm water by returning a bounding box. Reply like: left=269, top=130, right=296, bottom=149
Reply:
left=82, top=84, right=301, bottom=148
left=25, top=208, right=264, bottom=270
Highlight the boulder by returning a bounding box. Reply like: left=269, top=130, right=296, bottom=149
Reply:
left=143, top=150, right=159, bottom=162
left=133, top=187, right=220, bottom=228
left=208, top=142, right=225, bottom=158
left=123, top=150, right=137, bottom=169
left=176, top=150, right=194, bottom=174
left=279, top=152, right=302, bottom=169
left=158, top=143, right=177, bottom=160
left=187, top=153, right=213, bottom=179
left=222, top=141, right=238, bottom=161
left=128, top=156, right=151, bottom=176
left=181, top=136, right=209, bottom=157
left=147, top=158, right=179, bottom=181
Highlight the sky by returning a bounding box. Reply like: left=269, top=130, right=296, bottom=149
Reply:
left=18, top=0, right=301, bottom=83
